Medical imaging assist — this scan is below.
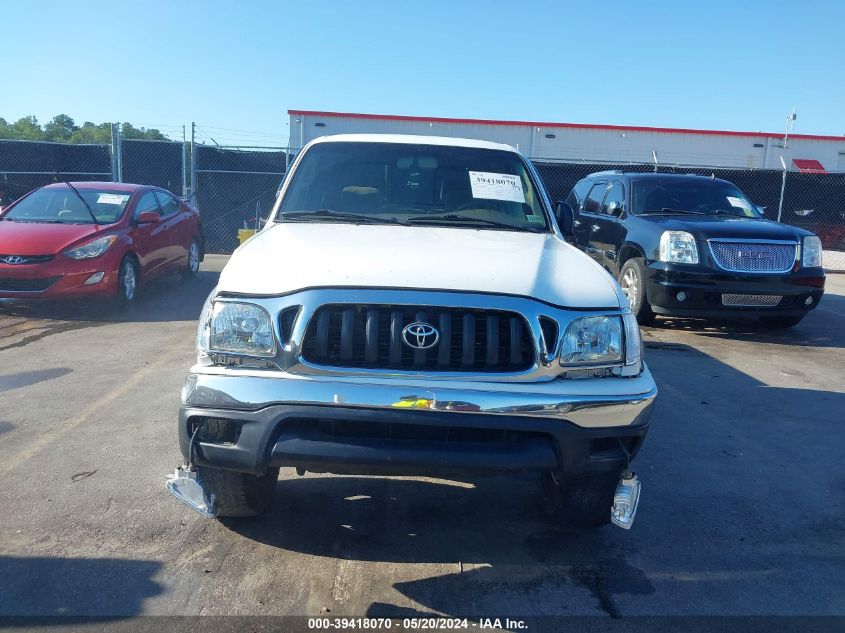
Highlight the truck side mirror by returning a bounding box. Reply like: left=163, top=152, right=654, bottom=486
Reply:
left=555, top=201, right=575, bottom=238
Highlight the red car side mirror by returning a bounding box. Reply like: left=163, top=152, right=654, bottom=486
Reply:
left=136, top=211, right=161, bottom=224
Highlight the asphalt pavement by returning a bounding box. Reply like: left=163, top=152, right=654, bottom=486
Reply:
left=0, top=255, right=843, bottom=620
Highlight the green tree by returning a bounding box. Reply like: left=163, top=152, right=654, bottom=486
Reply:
left=0, top=116, right=173, bottom=143
left=121, top=122, right=167, bottom=141
left=43, top=114, right=77, bottom=142
left=69, top=121, right=113, bottom=144
left=9, top=116, right=42, bottom=140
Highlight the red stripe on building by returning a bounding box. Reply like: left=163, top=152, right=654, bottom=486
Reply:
left=288, top=109, right=845, bottom=142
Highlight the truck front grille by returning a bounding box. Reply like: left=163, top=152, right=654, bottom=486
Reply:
left=708, top=241, right=796, bottom=273
left=301, top=304, right=535, bottom=372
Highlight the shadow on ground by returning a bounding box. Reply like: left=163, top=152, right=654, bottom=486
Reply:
left=642, top=301, right=844, bottom=349
left=0, top=555, right=162, bottom=617
left=221, top=340, right=845, bottom=618
left=0, top=270, right=217, bottom=326
left=0, top=367, right=72, bottom=392
left=224, top=474, right=654, bottom=618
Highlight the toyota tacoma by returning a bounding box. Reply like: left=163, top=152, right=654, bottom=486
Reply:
left=167, top=134, right=657, bottom=529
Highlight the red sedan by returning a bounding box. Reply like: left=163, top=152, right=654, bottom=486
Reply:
left=0, top=182, right=204, bottom=306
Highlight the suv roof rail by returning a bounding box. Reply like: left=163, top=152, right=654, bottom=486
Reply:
left=586, top=170, right=624, bottom=177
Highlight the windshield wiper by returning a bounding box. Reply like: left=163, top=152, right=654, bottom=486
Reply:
left=406, top=214, right=536, bottom=231
left=277, top=210, right=407, bottom=225
left=640, top=208, right=708, bottom=216
left=56, top=173, right=100, bottom=226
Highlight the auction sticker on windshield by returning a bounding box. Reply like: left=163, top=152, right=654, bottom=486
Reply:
left=727, top=196, right=751, bottom=209
left=97, top=193, right=130, bottom=205
left=469, top=171, right=525, bottom=203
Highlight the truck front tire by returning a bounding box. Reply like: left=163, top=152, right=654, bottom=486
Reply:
left=194, top=418, right=278, bottom=517
left=199, top=466, right=279, bottom=518
left=542, top=471, right=620, bottom=528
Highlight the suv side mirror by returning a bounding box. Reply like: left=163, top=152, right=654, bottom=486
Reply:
left=136, top=210, right=161, bottom=224
left=555, top=201, right=575, bottom=238
left=607, top=201, right=623, bottom=217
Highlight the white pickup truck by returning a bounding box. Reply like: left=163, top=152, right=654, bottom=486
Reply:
left=167, top=134, right=657, bottom=529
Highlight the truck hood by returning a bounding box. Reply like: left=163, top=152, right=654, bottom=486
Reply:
left=642, top=214, right=811, bottom=240
left=0, top=221, right=103, bottom=255
left=218, top=223, right=621, bottom=309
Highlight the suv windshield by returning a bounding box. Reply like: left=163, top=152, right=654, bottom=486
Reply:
left=632, top=178, right=760, bottom=218
left=3, top=187, right=131, bottom=224
left=277, top=142, right=550, bottom=232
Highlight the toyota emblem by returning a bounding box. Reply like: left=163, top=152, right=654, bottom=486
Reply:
left=402, top=322, right=439, bottom=350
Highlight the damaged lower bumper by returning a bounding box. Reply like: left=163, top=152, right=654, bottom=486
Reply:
left=175, top=368, right=656, bottom=478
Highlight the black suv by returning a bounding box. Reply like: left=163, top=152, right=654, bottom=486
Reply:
left=556, top=172, right=826, bottom=327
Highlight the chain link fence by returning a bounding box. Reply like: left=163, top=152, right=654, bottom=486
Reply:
left=0, top=139, right=113, bottom=205
left=0, top=132, right=186, bottom=210
left=192, top=145, right=290, bottom=253
left=1, top=127, right=843, bottom=271
left=532, top=158, right=845, bottom=271
left=120, top=139, right=185, bottom=195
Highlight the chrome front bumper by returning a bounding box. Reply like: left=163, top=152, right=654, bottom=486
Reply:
left=180, top=366, right=656, bottom=477
left=182, top=364, right=657, bottom=429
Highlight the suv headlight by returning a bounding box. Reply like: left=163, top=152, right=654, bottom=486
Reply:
left=802, top=235, right=823, bottom=268
left=659, top=231, right=699, bottom=264
left=63, top=235, right=118, bottom=259
left=199, top=301, right=276, bottom=357
left=560, top=316, right=623, bottom=366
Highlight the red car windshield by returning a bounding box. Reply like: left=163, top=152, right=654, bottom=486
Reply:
left=2, top=187, right=132, bottom=224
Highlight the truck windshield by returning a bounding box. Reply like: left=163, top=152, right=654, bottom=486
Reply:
left=3, top=187, right=131, bottom=224
left=632, top=178, right=761, bottom=218
left=277, top=142, right=550, bottom=232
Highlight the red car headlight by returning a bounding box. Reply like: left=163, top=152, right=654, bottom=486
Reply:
left=63, top=235, right=118, bottom=260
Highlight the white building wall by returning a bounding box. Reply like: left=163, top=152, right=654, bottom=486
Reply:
left=289, top=112, right=845, bottom=172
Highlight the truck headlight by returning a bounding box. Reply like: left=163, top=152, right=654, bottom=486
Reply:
left=560, top=316, right=623, bottom=366
left=63, top=235, right=118, bottom=259
left=802, top=235, right=823, bottom=268
left=200, top=301, right=276, bottom=357
left=622, top=312, right=642, bottom=368
left=659, top=231, right=698, bottom=264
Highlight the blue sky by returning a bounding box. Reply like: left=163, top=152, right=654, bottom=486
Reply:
left=5, top=0, right=844, bottom=143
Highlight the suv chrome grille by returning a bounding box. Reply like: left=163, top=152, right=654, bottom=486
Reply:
left=722, top=293, right=782, bottom=307
left=708, top=241, right=796, bottom=273
left=301, top=304, right=535, bottom=372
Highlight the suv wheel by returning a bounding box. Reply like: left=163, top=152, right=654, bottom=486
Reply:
left=541, top=471, right=620, bottom=528
left=759, top=315, right=804, bottom=329
left=618, top=258, right=655, bottom=325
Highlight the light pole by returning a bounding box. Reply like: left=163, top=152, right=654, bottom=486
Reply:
left=783, top=108, right=797, bottom=150
left=777, top=109, right=797, bottom=223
